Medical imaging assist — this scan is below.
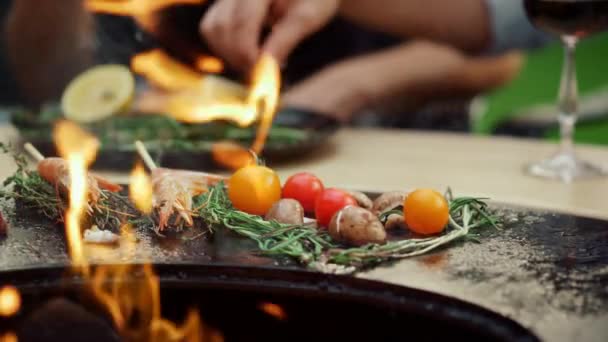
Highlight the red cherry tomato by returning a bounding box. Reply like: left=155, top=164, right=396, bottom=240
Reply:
left=315, top=188, right=358, bottom=228
left=282, top=172, right=324, bottom=213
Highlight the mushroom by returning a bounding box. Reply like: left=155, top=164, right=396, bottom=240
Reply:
left=372, top=191, right=407, bottom=215
left=384, top=213, right=407, bottom=230
left=265, top=199, right=304, bottom=225
left=0, top=211, right=6, bottom=237
left=344, top=190, right=373, bottom=210
left=328, top=206, right=386, bottom=246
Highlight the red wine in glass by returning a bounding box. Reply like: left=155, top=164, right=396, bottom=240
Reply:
left=524, top=0, right=608, bottom=38
left=523, top=0, right=608, bottom=181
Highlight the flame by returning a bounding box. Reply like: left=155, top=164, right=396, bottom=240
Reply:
left=209, top=54, right=280, bottom=169
left=91, top=263, right=215, bottom=341
left=211, top=141, right=255, bottom=170
left=195, top=56, right=224, bottom=74
left=86, top=0, right=204, bottom=31
left=129, top=162, right=153, bottom=214
left=259, top=302, right=287, bottom=321
left=88, top=0, right=280, bottom=170
left=54, top=121, right=100, bottom=274
left=246, top=53, right=281, bottom=154
left=0, top=333, right=17, bottom=342
left=0, top=286, right=20, bottom=317
left=52, top=121, right=211, bottom=340
left=132, top=50, right=203, bottom=91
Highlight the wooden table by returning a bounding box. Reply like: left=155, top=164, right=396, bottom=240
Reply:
left=5, top=124, right=605, bottom=219
left=2, top=124, right=608, bottom=341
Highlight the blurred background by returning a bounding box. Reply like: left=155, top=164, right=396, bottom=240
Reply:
left=0, top=0, right=607, bottom=146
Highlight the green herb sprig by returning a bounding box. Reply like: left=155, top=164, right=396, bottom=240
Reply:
left=196, top=184, right=335, bottom=263
left=326, top=196, right=500, bottom=267
left=197, top=183, right=501, bottom=272
left=0, top=143, right=139, bottom=231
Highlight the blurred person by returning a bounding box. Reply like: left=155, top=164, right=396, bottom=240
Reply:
left=3, top=0, right=96, bottom=107
left=200, top=0, right=551, bottom=122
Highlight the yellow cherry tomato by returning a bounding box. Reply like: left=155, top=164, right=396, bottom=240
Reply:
left=403, top=189, right=449, bottom=235
left=228, top=165, right=281, bottom=215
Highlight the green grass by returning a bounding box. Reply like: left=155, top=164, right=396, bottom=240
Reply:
left=472, top=32, right=608, bottom=146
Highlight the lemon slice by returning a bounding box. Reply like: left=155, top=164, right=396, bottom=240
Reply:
left=61, top=64, right=135, bottom=123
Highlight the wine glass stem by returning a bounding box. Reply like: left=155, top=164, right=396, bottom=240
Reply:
left=558, top=36, right=578, bottom=153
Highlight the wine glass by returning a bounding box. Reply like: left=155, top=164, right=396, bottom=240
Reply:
left=523, top=0, right=608, bottom=182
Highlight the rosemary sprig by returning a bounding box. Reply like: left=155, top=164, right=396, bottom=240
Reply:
left=195, top=183, right=335, bottom=263
left=0, top=143, right=140, bottom=231
left=197, top=183, right=501, bottom=271
left=326, top=198, right=499, bottom=267
left=12, top=106, right=309, bottom=152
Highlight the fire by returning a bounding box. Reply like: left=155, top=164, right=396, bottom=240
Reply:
left=54, top=121, right=100, bottom=273
left=88, top=0, right=281, bottom=170
left=132, top=51, right=281, bottom=168
left=211, top=141, right=256, bottom=170
left=91, top=263, right=215, bottom=341
left=0, top=286, right=20, bottom=317
left=129, top=162, right=153, bottom=214
left=0, top=333, right=17, bottom=342
left=195, top=55, right=224, bottom=74
left=86, top=0, right=204, bottom=31
left=132, top=50, right=203, bottom=91
left=209, top=53, right=280, bottom=169
left=246, top=53, right=281, bottom=154
left=258, top=302, right=287, bottom=321
left=51, top=120, right=212, bottom=340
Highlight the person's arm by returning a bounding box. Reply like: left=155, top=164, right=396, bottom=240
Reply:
left=339, top=0, right=553, bottom=54
left=282, top=40, right=523, bottom=122
left=339, top=0, right=491, bottom=53
left=5, top=0, right=95, bottom=106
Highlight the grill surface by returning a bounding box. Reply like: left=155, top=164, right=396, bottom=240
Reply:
left=0, top=196, right=607, bottom=341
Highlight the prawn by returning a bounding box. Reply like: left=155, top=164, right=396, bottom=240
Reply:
left=152, top=168, right=226, bottom=231
left=37, top=157, right=122, bottom=204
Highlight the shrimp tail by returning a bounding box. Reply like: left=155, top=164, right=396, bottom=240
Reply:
left=92, top=174, right=123, bottom=192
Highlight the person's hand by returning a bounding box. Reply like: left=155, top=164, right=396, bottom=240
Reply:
left=200, top=0, right=341, bottom=71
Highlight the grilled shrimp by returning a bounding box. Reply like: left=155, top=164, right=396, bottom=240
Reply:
left=37, top=157, right=122, bottom=204
left=152, top=168, right=226, bottom=231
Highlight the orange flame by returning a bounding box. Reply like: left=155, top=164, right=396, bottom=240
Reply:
left=246, top=53, right=281, bottom=154
left=86, top=0, right=204, bottom=31
left=0, top=332, right=17, bottom=342
left=258, top=302, right=287, bottom=321
left=54, top=121, right=100, bottom=274
left=129, top=162, right=153, bottom=214
left=209, top=53, right=280, bottom=169
left=195, top=55, right=224, bottom=74
left=132, top=50, right=202, bottom=91
left=51, top=120, right=211, bottom=340
left=0, top=286, right=20, bottom=317
left=91, top=263, right=216, bottom=341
